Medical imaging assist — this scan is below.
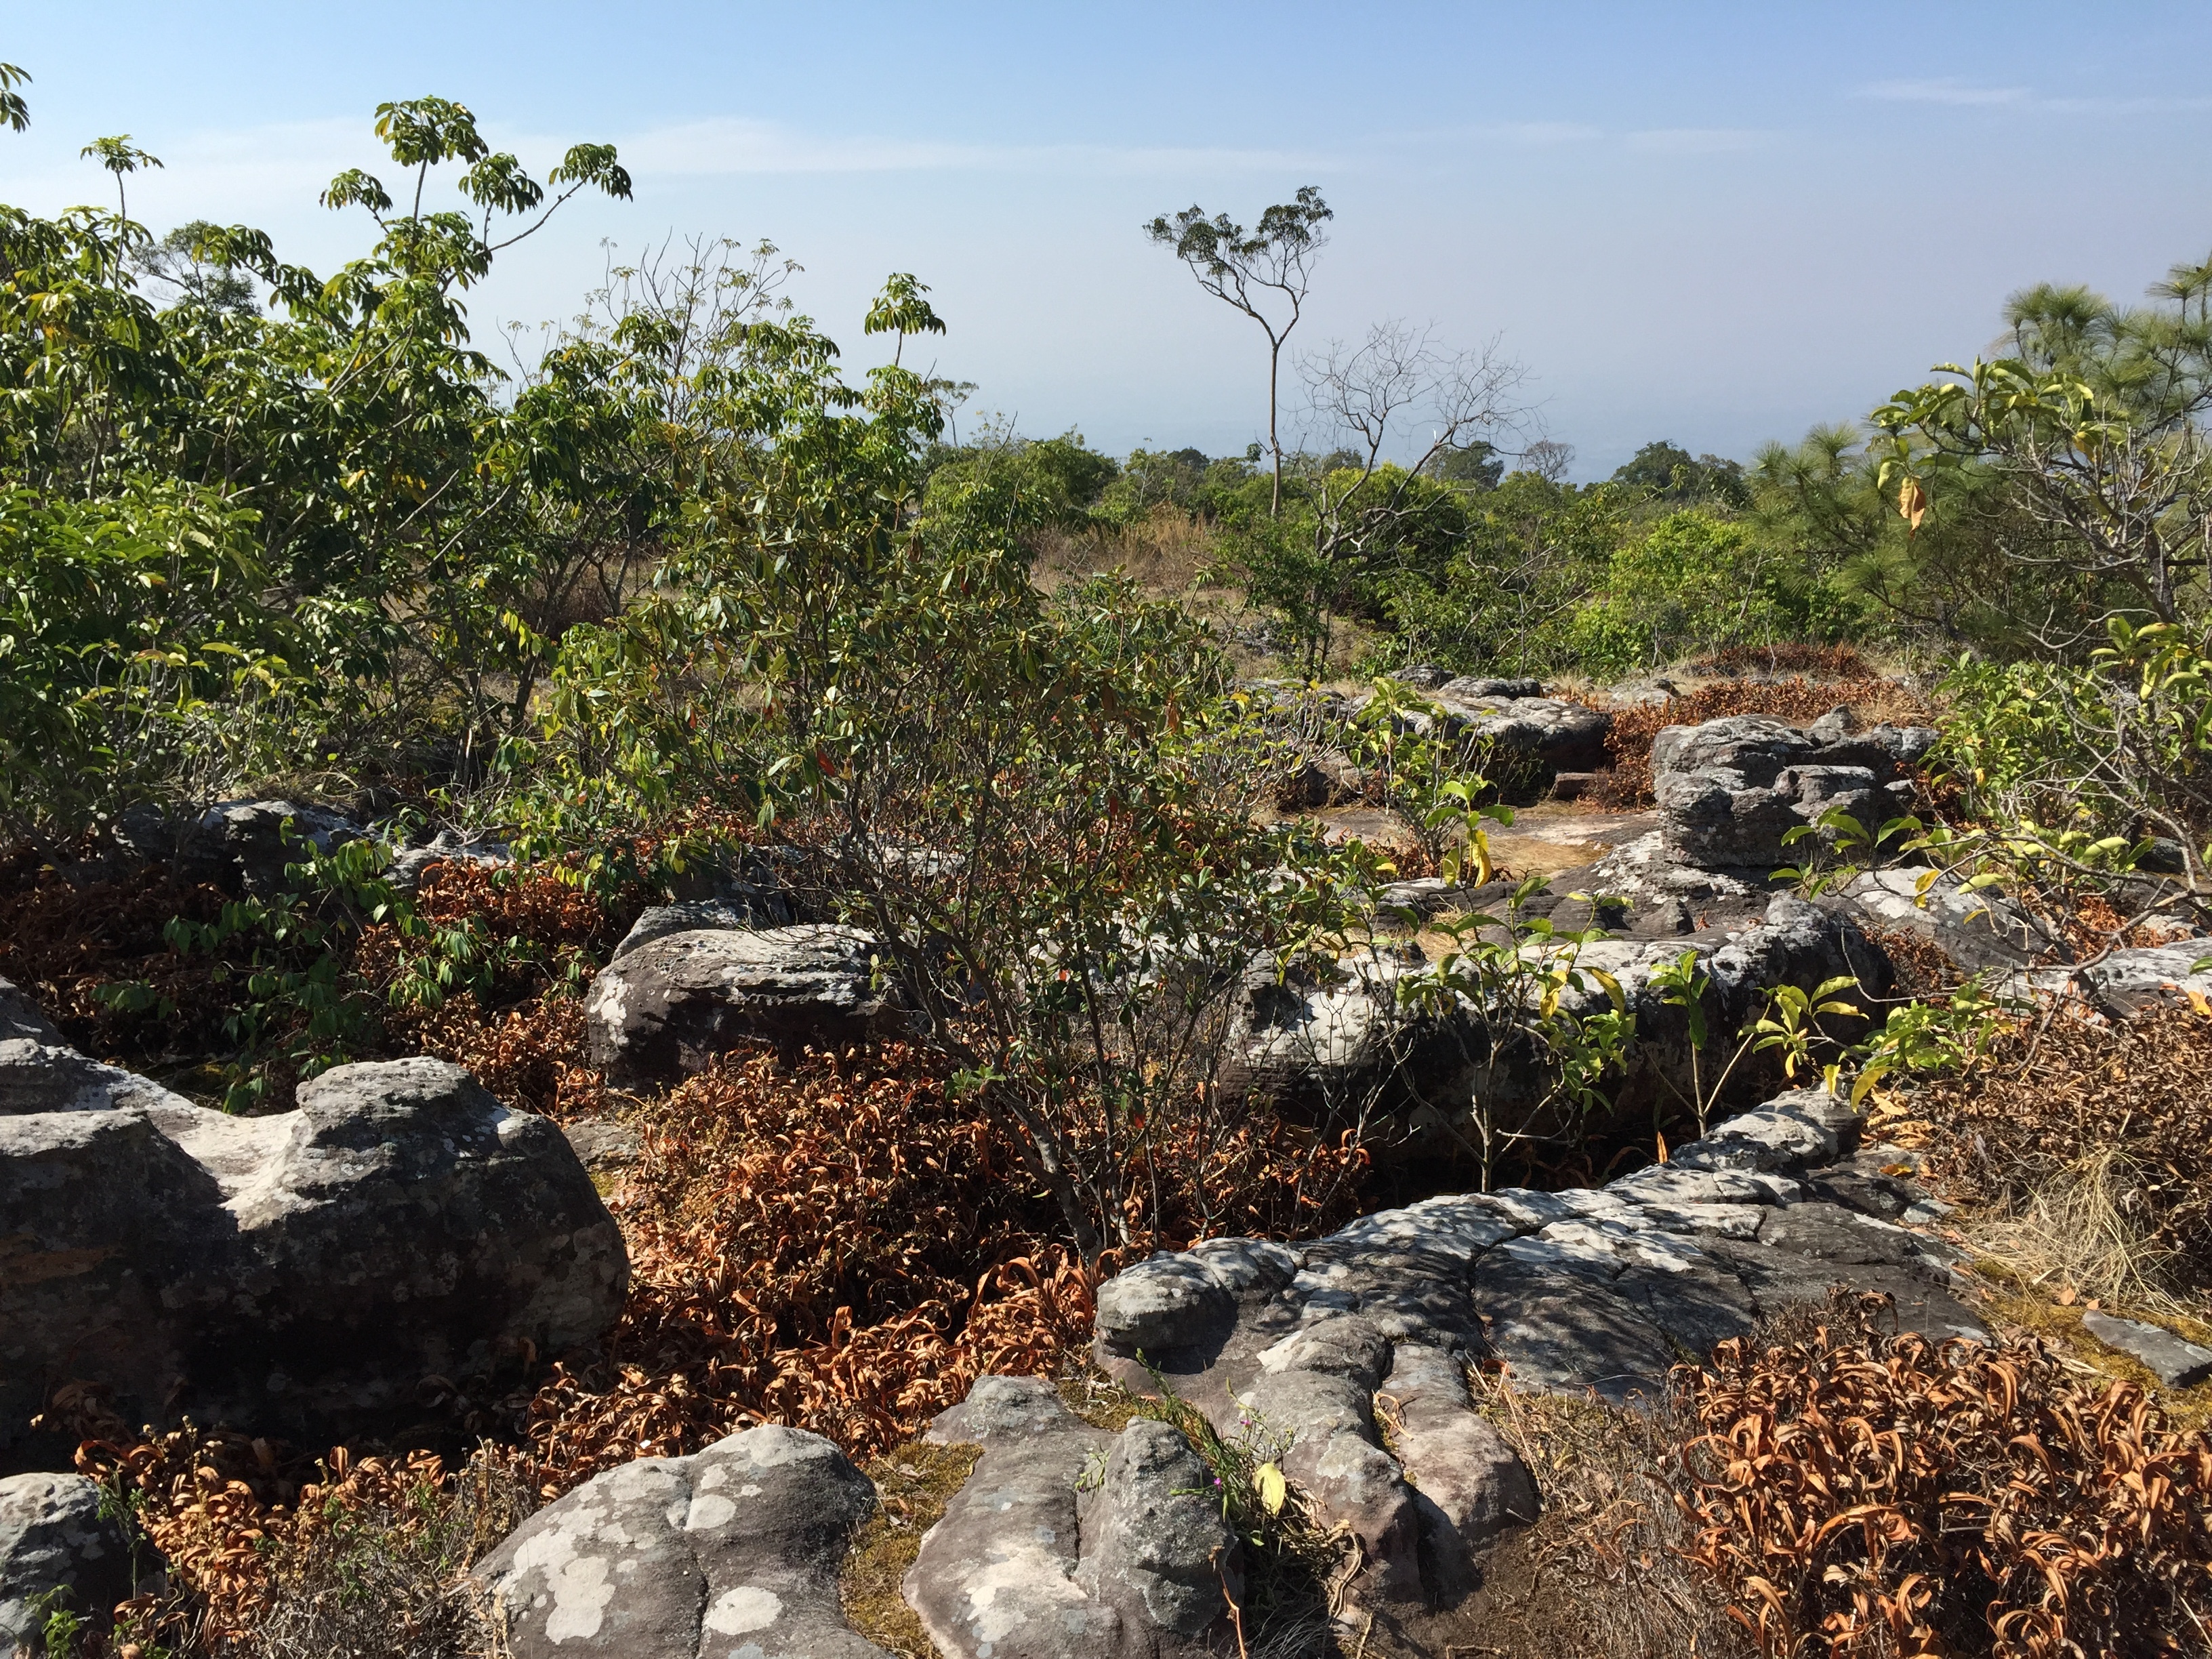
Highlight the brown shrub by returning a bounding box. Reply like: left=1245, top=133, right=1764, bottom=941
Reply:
left=1677, top=1315, right=2212, bottom=1658
left=518, top=1044, right=1091, bottom=1490
left=77, top=1428, right=530, bottom=1658
left=1589, top=678, right=1938, bottom=810
left=1912, top=1004, right=2212, bottom=1292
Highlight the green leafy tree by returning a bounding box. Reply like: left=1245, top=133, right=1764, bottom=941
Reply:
left=1145, top=187, right=1332, bottom=516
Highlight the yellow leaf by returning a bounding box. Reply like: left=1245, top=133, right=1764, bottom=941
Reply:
left=1253, top=1461, right=1286, bottom=1515
left=1898, top=476, right=1928, bottom=535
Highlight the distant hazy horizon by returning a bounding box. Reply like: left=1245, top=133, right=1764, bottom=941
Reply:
left=7, top=1, right=2209, bottom=478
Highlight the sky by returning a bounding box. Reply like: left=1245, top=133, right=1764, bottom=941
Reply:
left=6, top=2, right=2211, bottom=478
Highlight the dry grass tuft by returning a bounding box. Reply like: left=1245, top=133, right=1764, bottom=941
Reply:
left=1914, top=1003, right=2212, bottom=1295
left=840, top=1439, right=981, bottom=1659
left=1470, top=1366, right=1753, bottom=1659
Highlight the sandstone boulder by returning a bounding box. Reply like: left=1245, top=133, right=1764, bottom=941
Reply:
left=174, top=799, right=366, bottom=893
left=1430, top=685, right=1612, bottom=772
left=0, top=1473, right=148, bottom=1655
left=907, top=1375, right=1239, bottom=1659
left=586, top=924, right=902, bottom=1087
left=1, top=1057, right=626, bottom=1457
left=384, top=827, right=512, bottom=895
left=475, top=1425, right=886, bottom=1659
left=1646, top=714, right=1933, bottom=874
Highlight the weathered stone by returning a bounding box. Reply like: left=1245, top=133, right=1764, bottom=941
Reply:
left=1436, top=676, right=1544, bottom=701
left=560, top=1117, right=643, bottom=1176
left=1218, top=946, right=1424, bottom=1098
left=1, top=1058, right=627, bottom=1456
left=1646, top=715, right=1928, bottom=875
left=0, top=979, right=61, bottom=1048
left=476, top=1425, right=886, bottom=1659
left=608, top=899, right=760, bottom=961
left=0, top=1041, right=196, bottom=1117
left=2005, top=943, right=2212, bottom=1016
left=1839, top=866, right=2043, bottom=972
left=1431, top=689, right=1612, bottom=772
left=1381, top=1341, right=1536, bottom=1590
left=0, top=1473, right=148, bottom=1656
left=2081, top=1311, right=2212, bottom=1388
left=585, top=924, right=901, bottom=1086
left=175, top=799, right=365, bottom=893
left=1076, top=1421, right=1240, bottom=1639
left=912, top=1376, right=1234, bottom=1659
left=1094, top=1255, right=1235, bottom=1358
left=383, top=828, right=512, bottom=895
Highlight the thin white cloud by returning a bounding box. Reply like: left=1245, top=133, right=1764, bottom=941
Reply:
left=1487, top=121, right=1604, bottom=148
left=1857, top=78, right=2211, bottom=115
left=1860, top=77, right=2028, bottom=106
left=612, top=116, right=1325, bottom=178
left=1626, top=127, right=1767, bottom=155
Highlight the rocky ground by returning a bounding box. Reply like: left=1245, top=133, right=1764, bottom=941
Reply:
left=5, top=691, right=2210, bottom=1657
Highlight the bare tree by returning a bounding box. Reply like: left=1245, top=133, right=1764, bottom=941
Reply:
left=1146, top=188, right=1332, bottom=516
left=1303, top=322, right=1527, bottom=550
left=1521, top=438, right=1576, bottom=485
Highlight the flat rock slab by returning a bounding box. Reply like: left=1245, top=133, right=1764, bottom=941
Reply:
left=1076, top=1086, right=1982, bottom=1614
left=2083, top=1311, right=2212, bottom=1389
left=476, top=1425, right=888, bottom=1659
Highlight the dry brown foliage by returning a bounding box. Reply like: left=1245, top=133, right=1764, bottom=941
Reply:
left=518, top=1044, right=1093, bottom=1489
left=1677, top=1313, right=2212, bottom=1658
left=1913, top=1004, right=2212, bottom=1292
left=1587, top=678, right=1938, bottom=810
left=70, top=1426, right=530, bottom=1657
left=0, top=853, right=237, bottom=1065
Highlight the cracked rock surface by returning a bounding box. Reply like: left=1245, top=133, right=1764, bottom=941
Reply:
left=0, top=1473, right=147, bottom=1655
left=476, top=1425, right=887, bottom=1659
left=905, top=1376, right=1239, bottom=1659
left=1078, top=1086, right=1980, bottom=1612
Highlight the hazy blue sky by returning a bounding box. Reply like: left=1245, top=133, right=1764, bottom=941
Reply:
left=7, top=2, right=2210, bottom=476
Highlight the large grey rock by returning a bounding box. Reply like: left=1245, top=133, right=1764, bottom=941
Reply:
left=0, top=1473, right=147, bottom=1655
left=1, top=1058, right=627, bottom=1456
left=176, top=799, right=365, bottom=893
left=1218, top=946, right=1426, bottom=1099
left=910, top=1376, right=1235, bottom=1659
left=586, top=924, right=902, bottom=1087
left=2004, top=943, right=2212, bottom=1016
left=1076, top=1420, right=1240, bottom=1641
left=383, top=828, right=512, bottom=895
left=1647, top=714, right=1926, bottom=874
left=475, top=1425, right=887, bottom=1659
left=1431, top=687, right=1612, bottom=772
left=609, top=900, right=762, bottom=962
left=2081, top=1311, right=2212, bottom=1389
left=1436, top=676, right=1544, bottom=701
